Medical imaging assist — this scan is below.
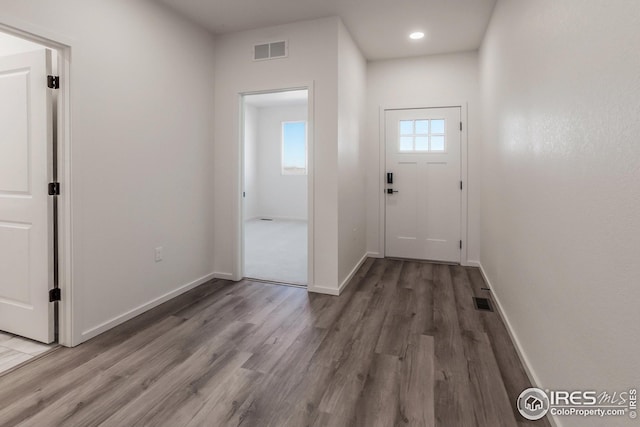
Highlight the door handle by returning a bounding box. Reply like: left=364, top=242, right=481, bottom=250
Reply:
left=386, top=189, right=399, bottom=194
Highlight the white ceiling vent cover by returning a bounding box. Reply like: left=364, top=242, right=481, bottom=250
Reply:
left=253, top=40, right=288, bottom=61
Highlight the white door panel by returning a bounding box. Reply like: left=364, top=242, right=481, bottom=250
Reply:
left=0, top=49, right=54, bottom=343
left=385, top=107, right=461, bottom=263
left=0, top=70, right=30, bottom=193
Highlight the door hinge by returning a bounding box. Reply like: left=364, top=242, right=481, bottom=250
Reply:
left=460, top=240, right=463, bottom=250
left=460, top=181, right=463, bottom=190
left=48, top=182, right=60, bottom=196
left=49, top=288, right=61, bottom=302
left=460, top=122, right=463, bottom=131
left=47, top=75, right=60, bottom=89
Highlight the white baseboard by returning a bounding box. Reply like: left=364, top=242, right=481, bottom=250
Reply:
left=367, top=251, right=383, bottom=259
left=80, top=272, right=216, bottom=343
left=477, top=263, right=560, bottom=427
left=308, top=253, right=369, bottom=296
left=338, top=252, right=369, bottom=294
left=213, top=272, right=235, bottom=281
left=464, top=259, right=481, bottom=268
left=307, top=284, right=340, bottom=296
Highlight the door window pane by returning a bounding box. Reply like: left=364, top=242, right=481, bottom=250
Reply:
left=400, top=120, right=414, bottom=135
left=400, top=137, right=414, bottom=151
left=431, top=119, right=445, bottom=134
left=415, top=120, right=429, bottom=134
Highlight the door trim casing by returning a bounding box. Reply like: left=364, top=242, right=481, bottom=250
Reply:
left=378, top=102, right=469, bottom=265
left=0, top=17, right=74, bottom=346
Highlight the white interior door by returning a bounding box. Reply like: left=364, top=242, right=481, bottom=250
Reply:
left=385, top=107, right=461, bottom=263
left=0, top=49, right=55, bottom=343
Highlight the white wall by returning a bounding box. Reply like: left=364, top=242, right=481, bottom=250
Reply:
left=480, top=2, right=640, bottom=426
left=255, top=104, right=308, bottom=220
left=365, top=52, right=481, bottom=263
left=213, top=17, right=340, bottom=290
left=0, top=31, right=43, bottom=55
left=337, top=21, right=367, bottom=286
left=243, top=104, right=259, bottom=220
left=0, top=0, right=217, bottom=345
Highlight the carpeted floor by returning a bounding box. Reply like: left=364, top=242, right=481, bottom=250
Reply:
left=244, top=218, right=307, bottom=285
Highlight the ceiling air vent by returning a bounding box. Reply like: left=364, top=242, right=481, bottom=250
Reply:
left=253, top=40, right=288, bottom=61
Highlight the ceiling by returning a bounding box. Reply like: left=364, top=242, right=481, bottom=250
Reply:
left=157, top=0, right=497, bottom=60
left=244, top=89, right=308, bottom=108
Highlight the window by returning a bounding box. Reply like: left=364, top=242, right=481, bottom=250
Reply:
left=282, top=121, right=307, bottom=175
left=399, top=119, right=446, bottom=152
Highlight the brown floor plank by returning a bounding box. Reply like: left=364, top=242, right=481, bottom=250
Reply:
left=353, top=353, right=402, bottom=427
left=451, top=264, right=484, bottom=333
left=408, top=263, right=435, bottom=336
left=398, top=334, right=435, bottom=427
left=375, top=262, right=416, bottom=357
left=184, top=367, right=262, bottom=427
left=462, top=330, right=519, bottom=427
left=432, top=264, right=477, bottom=426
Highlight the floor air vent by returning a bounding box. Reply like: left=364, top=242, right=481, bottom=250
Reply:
left=473, top=297, right=493, bottom=312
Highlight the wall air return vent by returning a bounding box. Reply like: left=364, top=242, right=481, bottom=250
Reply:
left=253, top=40, right=288, bottom=61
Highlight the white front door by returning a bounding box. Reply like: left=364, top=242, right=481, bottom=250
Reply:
left=385, top=107, right=461, bottom=263
left=0, top=49, right=55, bottom=343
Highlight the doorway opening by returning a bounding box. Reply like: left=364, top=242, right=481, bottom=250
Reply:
left=0, top=29, right=63, bottom=373
left=241, top=89, right=309, bottom=286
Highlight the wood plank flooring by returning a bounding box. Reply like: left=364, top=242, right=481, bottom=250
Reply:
left=0, top=258, right=551, bottom=427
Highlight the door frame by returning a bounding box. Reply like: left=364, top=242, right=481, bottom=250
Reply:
left=236, top=83, right=315, bottom=288
left=0, top=18, right=74, bottom=346
left=378, top=102, right=469, bottom=265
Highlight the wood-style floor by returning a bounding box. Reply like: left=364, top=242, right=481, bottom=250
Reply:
left=0, top=258, right=551, bottom=427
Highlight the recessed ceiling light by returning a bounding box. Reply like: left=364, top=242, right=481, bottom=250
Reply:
left=409, top=31, right=425, bottom=40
